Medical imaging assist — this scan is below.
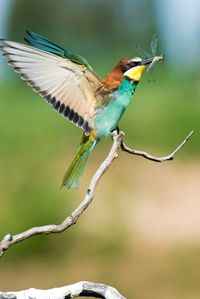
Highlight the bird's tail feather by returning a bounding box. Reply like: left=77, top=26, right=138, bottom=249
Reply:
left=62, top=133, right=97, bottom=189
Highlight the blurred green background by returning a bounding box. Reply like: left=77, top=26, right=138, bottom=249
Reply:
left=0, top=1, right=200, bottom=298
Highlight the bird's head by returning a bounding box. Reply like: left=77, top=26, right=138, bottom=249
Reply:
left=102, top=55, right=163, bottom=89
left=122, top=55, right=163, bottom=81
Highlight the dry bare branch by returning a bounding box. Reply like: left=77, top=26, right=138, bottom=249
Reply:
left=0, top=281, right=126, bottom=299
left=121, top=130, right=194, bottom=162
left=0, top=130, right=123, bottom=257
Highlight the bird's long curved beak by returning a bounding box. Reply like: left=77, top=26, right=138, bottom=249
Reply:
left=141, top=54, right=164, bottom=65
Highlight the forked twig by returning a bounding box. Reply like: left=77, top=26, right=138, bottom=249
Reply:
left=0, top=130, right=193, bottom=257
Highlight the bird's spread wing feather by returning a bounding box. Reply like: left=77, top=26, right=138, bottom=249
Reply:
left=0, top=33, right=103, bottom=132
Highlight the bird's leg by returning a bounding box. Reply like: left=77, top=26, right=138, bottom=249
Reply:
left=111, top=126, right=120, bottom=134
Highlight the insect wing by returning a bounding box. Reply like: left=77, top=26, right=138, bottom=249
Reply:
left=150, top=33, right=158, bottom=57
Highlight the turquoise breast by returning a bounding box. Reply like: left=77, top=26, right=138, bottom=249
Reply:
left=93, top=78, right=137, bottom=138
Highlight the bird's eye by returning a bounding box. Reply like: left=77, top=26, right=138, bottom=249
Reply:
left=123, top=60, right=140, bottom=73
left=128, top=61, right=135, bottom=68
left=123, top=61, right=135, bottom=72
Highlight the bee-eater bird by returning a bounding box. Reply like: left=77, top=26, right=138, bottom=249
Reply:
left=0, top=31, right=163, bottom=189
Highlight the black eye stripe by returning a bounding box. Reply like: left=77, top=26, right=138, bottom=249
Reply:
left=123, top=65, right=131, bottom=72
left=123, top=61, right=140, bottom=73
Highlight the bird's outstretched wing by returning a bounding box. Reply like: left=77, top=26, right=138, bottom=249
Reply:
left=0, top=31, right=103, bottom=132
